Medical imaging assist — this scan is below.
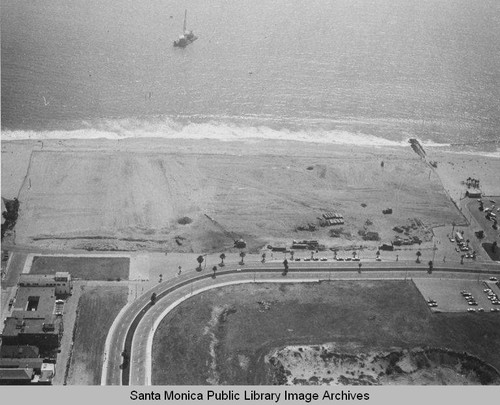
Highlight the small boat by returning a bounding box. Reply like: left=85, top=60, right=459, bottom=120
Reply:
left=173, top=10, right=198, bottom=48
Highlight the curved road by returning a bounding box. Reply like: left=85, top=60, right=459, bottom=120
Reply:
left=102, top=261, right=500, bottom=386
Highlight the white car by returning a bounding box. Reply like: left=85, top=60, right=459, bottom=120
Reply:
left=490, top=308, right=500, bottom=312
left=467, top=308, right=476, bottom=313
left=490, top=277, right=498, bottom=282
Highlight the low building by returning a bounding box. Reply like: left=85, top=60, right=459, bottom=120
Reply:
left=1, top=314, right=61, bottom=351
left=18, top=272, right=72, bottom=297
left=0, top=345, right=39, bottom=359
left=466, top=189, right=482, bottom=198
left=0, top=358, right=43, bottom=373
left=0, top=368, right=34, bottom=385
left=11, top=286, right=56, bottom=315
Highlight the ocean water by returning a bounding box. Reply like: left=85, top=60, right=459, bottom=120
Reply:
left=1, top=0, right=500, bottom=151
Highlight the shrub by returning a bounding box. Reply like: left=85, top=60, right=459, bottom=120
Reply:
left=358, top=230, right=380, bottom=241
left=177, top=217, right=192, bottom=225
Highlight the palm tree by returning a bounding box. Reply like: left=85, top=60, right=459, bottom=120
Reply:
left=219, top=253, right=226, bottom=267
left=416, top=251, right=422, bottom=263
left=239, top=251, right=246, bottom=265
left=197, top=255, right=204, bottom=270
left=212, top=266, right=217, bottom=278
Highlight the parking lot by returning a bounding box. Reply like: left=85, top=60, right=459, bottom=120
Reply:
left=413, top=278, right=500, bottom=313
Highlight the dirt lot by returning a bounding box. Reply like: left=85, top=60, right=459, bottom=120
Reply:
left=66, top=285, right=128, bottom=385
left=151, top=281, right=500, bottom=385
left=7, top=139, right=462, bottom=253
left=30, top=256, right=130, bottom=280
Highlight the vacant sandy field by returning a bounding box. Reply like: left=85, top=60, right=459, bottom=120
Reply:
left=4, top=138, right=465, bottom=253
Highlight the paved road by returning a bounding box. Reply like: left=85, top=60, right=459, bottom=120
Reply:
left=102, top=261, right=500, bottom=386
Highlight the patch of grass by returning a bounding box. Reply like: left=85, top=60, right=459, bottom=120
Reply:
left=30, top=256, right=130, bottom=280
left=482, top=243, right=500, bottom=261
left=67, top=286, right=128, bottom=385
left=151, top=281, right=500, bottom=385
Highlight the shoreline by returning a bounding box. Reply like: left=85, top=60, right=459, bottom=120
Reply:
left=2, top=131, right=498, bottom=159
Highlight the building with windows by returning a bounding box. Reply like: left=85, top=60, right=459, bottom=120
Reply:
left=18, top=272, right=72, bottom=296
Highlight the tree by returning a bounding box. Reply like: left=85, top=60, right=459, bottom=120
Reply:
left=283, top=259, right=289, bottom=271
left=290, top=250, right=295, bottom=261
left=150, top=292, right=157, bottom=305
left=492, top=241, right=497, bottom=253
left=212, top=266, right=217, bottom=278
left=416, top=251, right=422, bottom=263
left=358, top=263, right=362, bottom=274
left=261, top=252, right=266, bottom=263
left=219, top=253, right=226, bottom=267
left=428, top=260, right=433, bottom=274
left=239, top=251, right=246, bottom=265
left=197, top=255, right=204, bottom=270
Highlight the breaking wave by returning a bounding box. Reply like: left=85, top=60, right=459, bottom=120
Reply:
left=1, top=116, right=430, bottom=148
left=3, top=116, right=498, bottom=157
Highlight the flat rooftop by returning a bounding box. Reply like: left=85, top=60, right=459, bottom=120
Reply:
left=2, top=314, right=59, bottom=337
left=12, top=286, right=55, bottom=315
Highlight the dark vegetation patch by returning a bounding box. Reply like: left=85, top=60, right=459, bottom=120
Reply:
left=482, top=243, right=500, bottom=261
left=1, top=197, right=19, bottom=239
left=358, top=230, right=380, bottom=241
left=30, top=256, right=130, bottom=280
left=329, top=228, right=351, bottom=238
left=177, top=217, right=193, bottom=225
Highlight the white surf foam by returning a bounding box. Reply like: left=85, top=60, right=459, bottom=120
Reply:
left=1, top=117, right=411, bottom=147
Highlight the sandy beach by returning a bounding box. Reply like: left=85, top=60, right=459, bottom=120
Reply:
left=2, top=137, right=498, bottom=255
